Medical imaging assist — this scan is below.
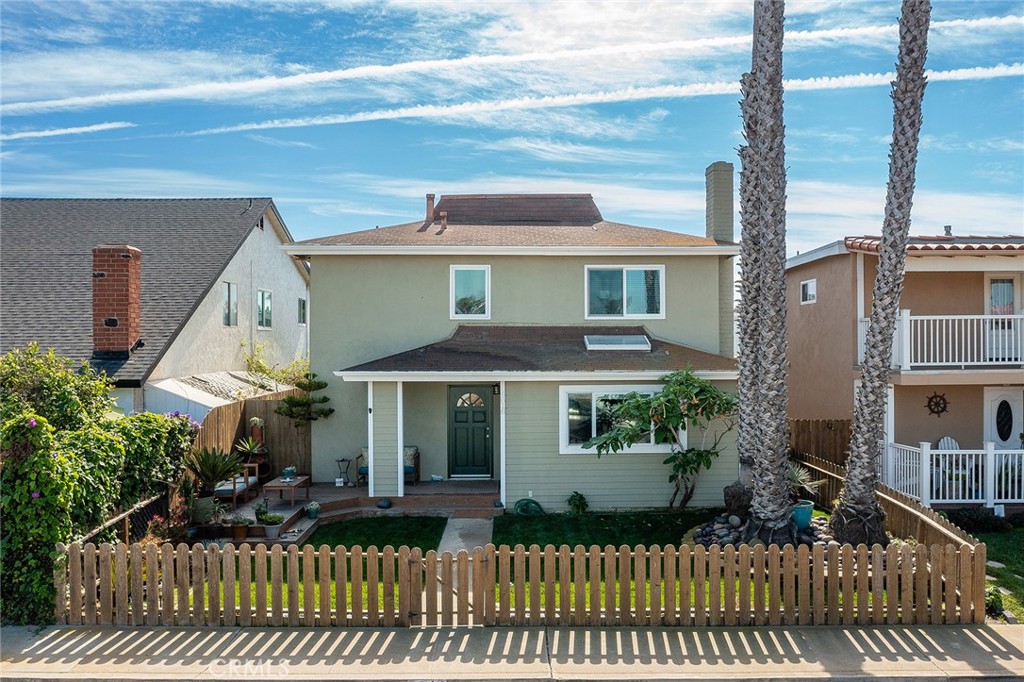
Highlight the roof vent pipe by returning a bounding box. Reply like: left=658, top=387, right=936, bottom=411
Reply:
left=426, top=194, right=435, bottom=222
left=944, top=224, right=952, bottom=237
left=440, top=210, right=448, bottom=229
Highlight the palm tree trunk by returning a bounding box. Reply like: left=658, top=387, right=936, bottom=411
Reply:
left=740, top=0, right=795, bottom=546
left=832, top=0, right=931, bottom=547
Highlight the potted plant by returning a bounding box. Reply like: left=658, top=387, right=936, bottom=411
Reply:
left=185, top=447, right=244, bottom=524
left=249, top=416, right=265, bottom=445
left=305, top=500, right=321, bottom=520
left=261, top=513, right=285, bottom=539
left=789, top=462, right=823, bottom=530
left=222, top=513, right=252, bottom=542
left=236, top=435, right=271, bottom=480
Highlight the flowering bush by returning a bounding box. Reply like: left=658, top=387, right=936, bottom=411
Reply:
left=0, top=346, right=197, bottom=624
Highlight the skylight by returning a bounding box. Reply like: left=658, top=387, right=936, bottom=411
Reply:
left=584, top=334, right=651, bottom=351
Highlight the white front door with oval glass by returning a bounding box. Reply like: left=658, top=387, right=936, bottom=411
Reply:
left=984, top=387, right=1024, bottom=450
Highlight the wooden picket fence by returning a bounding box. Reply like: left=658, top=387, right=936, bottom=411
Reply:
left=54, top=539, right=986, bottom=628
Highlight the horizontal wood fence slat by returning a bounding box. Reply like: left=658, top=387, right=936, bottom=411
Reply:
left=789, top=419, right=852, bottom=467
left=55, top=538, right=985, bottom=627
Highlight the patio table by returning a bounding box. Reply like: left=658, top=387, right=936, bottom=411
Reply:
left=263, top=475, right=311, bottom=507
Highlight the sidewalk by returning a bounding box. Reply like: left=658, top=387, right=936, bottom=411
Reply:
left=2, top=623, right=1022, bottom=681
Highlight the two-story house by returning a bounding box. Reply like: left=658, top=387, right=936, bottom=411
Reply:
left=286, top=162, right=739, bottom=511
left=787, top=233, right=1024, bottom=511
left=0, top=198, right=310, bottom=419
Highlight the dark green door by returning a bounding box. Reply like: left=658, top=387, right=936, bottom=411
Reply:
left=448, top=386, right=492, bottom=477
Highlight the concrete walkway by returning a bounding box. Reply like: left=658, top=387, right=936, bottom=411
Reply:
left=436, top=517, right=493, bottom=555
left=2, top=624, right=1022, bottom=681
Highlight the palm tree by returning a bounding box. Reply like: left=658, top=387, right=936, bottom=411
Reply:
left=739, top=0, right=795, bottom=545
left=831, top=0, right=931, bottom=546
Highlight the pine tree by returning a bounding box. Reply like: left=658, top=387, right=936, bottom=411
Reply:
left=275, top=373, right=335, bottom=428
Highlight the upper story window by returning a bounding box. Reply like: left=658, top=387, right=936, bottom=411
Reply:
left=257, top=289, right=272, bottom=329
left=222, top=282, right=238, bottom=326
left=586, top=265, right=665, bottom=319
left=298, top=297, right=307, bottom=325
left=450, top=265, right=490, bottom=320
left=559, top=384, right=678, bottom=454
left=800, top=279, right=817, bottom=305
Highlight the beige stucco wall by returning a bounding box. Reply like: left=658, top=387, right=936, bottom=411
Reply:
left=786, top=254, right=857, bottom=420
left=150, top=210, right=309, bottom=384
left=309, top=252, right=731, bottom=487
left=901, top=271, right=985, bottom=315
left=504, top=380, right=738, bottom=511
left=893, top=384, right=983, bottom=448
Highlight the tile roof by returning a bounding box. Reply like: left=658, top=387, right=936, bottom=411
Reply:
left=845, top=235, right=1024, bottom=254
left=0, top=198, right=274, bottom=385
left=293, top=194, right=723, bottom=249
left=340, top=325, right=737, bottom=375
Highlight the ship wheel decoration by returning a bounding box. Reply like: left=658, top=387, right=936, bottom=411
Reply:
left=925, top=392, right=949, bottom=417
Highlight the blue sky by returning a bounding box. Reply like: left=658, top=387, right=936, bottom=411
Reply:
left=1, top=0, right=1021, bottom=254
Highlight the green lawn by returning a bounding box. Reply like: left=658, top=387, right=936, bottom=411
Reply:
left=304, top=515, right=448, bottom=551
left=976, top=528, right=1024, bottom=619
left=492, top=509, right=721, bottom=549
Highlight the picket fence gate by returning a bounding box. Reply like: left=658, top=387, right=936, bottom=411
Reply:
left=55, top=540, right=987, bottom=627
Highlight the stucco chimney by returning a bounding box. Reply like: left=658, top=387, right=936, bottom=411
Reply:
left=944, top=224, right=952, bottom=237
left=705, top=161, right=734, bottom=243
left=440, top=210, right=448, bottom=229
left=426, top=194, right=435, bottom=222
left=92, top=244, right=142, bottom=359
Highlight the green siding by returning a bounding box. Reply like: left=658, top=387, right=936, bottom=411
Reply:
left=371, top=382, right=399, bottom=497
left=505, top=381, right=738, bottom=512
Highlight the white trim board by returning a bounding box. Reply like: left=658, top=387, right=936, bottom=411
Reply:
left=337, top=370, right=739, bottom=382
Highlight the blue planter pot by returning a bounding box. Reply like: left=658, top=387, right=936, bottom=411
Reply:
left=792, top=500, right=815, bottom=530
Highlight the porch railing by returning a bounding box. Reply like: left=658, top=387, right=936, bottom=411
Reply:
left=858, top=311, right=1024, bottom=369
left=886, top=441, right=1024, bottom=507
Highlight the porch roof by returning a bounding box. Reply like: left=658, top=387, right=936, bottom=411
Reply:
left=338, top=325, right=736, bottom=379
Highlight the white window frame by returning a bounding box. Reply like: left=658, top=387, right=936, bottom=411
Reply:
left=298, top=297, right=307, bottom=326
left=450, top=265, right=491, bottom=320
left=222, top=282, right=238, bottom=327
left=558, top=384, right=679, bottom=455
left=584, top=265, right=666, bottom=320
left=257, top=289, right=273, bottom=329
left=800, top=279, right=817, bottom=305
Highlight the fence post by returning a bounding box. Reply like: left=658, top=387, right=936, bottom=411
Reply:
left=984, top=442, right=996, bottom=508
left=884, top=442, right=894, bottom=487
left=899, top=309, right=912, bottom=370
left=918, top=442, right=931, bottom=507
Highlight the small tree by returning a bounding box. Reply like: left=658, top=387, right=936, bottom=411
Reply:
left=585, top=370, right=738, bottom=509
left=275, top=373, right=335, bottom=428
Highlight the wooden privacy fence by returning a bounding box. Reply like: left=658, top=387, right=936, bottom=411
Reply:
left=192, top=389, right=311, bottom=476
left=789, top=419, right=852, bottom=467
left=55, top=540, right=986, bottom=628
left=792, top=451, right=979, bottom=548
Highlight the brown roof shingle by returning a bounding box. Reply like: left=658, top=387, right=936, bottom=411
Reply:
left=340, top=325, right=737, bottom=375
left=293, top=194, right=726, bottom=249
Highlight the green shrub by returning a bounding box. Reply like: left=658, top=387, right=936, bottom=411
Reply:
left=566, top=490, right=589, bottom=515
left=947, top=507, right=1012, bottom=533
left=1006, top=512, right=1024, bottom=529
left=986, top=585, right=1005, bottom=617
left=0, top=344, right=112, bottom=430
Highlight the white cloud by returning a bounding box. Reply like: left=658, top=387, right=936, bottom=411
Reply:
left=0, top=121, right=137, bottom=141
left=188, top=64, right=1024, bottom=137
left=466, top=137, right=668, bottom=164
left=0, top=167, right=254, bottom=197
left=3, top=14, right=1019, bottom=116
left=247, top=134, right=319, bottom=149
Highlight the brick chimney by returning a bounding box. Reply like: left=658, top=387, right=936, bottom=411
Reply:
left=705, top=161, right=734, bottom=243
left=92, top=245, right=142, bottom=359
left=426, top=193, right=435, bottom=222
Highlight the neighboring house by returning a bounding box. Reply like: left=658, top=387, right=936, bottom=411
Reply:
left=285, top=162, right=740, bottom=511
left=786, top=232, right=1024, bottom=511
left=0, top=198, right=310, bottom=419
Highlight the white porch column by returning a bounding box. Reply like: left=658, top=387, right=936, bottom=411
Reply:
left=367, top=381, right=375, bottom=498
left=898, top=309, right=912, bottom=370
left=919, top=441, right=931, bottom=506
left=984, top=441, right=996, bottom=508
left=499, top=380, right=507, bottom=508
left=397, top=381, right=405, bottom=498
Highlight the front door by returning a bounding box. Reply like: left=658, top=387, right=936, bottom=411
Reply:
left=986, top=275, right=1021, bottom=362
left=985, top=387, right=1024, bottom=450
left=448, top=386, right=492, bottom=477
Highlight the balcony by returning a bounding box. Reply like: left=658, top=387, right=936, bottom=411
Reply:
left=858, top=311, right=1024, bottom=370
left=886, top=441, right=1024, bottom=507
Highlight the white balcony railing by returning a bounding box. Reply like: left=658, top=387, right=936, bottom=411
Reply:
left=886, top=441, right=1024, bottom=507
left=858, top=311, right=1024, bottom=369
